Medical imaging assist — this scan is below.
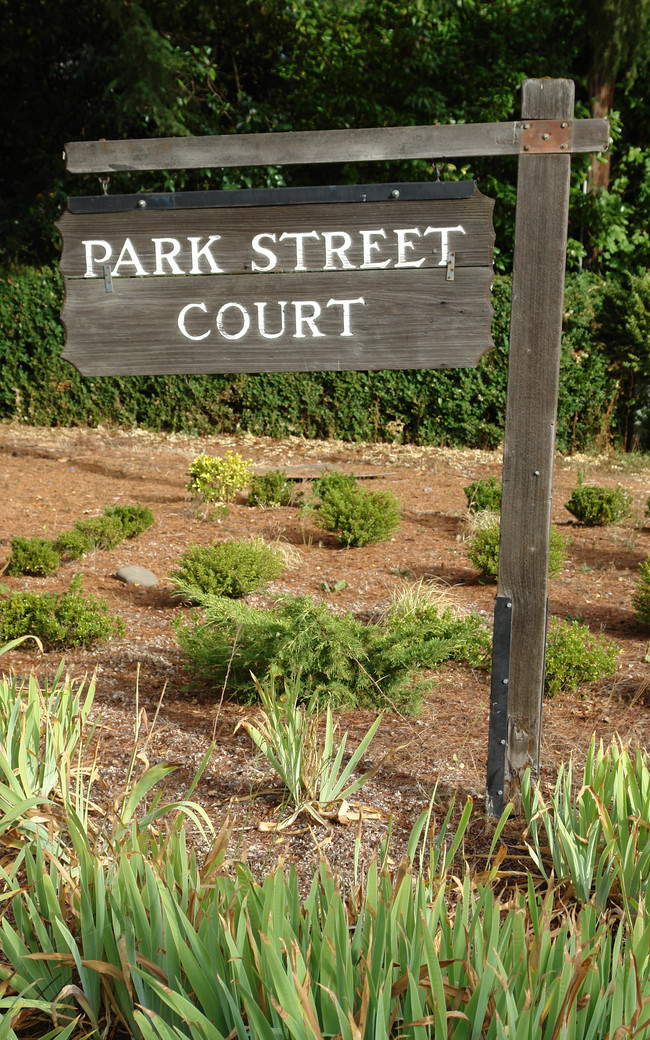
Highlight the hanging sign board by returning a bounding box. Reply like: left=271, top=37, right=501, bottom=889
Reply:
left=57, top=181, right=494, bottom=376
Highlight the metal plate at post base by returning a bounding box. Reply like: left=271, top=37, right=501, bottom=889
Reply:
left=485, top=595, right=513, bottom=816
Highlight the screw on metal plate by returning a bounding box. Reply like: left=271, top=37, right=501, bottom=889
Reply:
left=103, top=265, right=113, bottom=294
left=138, top=198, right=147, bottom=208
left=446, top=252, right=456, bottom=281
left=391, top=189, right=400, bottom=199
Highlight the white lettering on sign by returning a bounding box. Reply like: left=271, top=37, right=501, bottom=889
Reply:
left=153, top=238, right=183, bottom=275
left=80, top=226, right=467, bottom=277
left=177, top=302, right=211, bottom=341
left=177, top=296, right=367, bottom=342
left=83, top=240, right=112, bottom=277
left=360, top=229, right=390, bottom=269
left=424, top=225, right=466, bottom=265
left=251, top=233, right=278, bottom=272
left=112, top=238, right=148, bottom=277
left=188, top=235, right=224, bottom=274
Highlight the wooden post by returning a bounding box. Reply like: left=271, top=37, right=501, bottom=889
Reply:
left=485, top=79, right=574, bottom=815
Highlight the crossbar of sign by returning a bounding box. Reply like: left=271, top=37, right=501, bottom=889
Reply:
left=57, top=183, right=495, bottom=375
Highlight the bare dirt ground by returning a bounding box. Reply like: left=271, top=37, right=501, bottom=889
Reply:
left=1, top=423, right=650, bottom=881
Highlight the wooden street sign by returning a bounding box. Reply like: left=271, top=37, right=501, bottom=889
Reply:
left=60, top=82, right=611, bottom=815
left=57, top=182, right=494, bottom=376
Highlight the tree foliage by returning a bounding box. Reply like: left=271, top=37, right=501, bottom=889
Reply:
left=1, top=0, right=649, bottom=274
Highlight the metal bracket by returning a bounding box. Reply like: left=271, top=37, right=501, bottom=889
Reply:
left=446, top=252, right=456, bottom=281
left=485, top=595, right=513, bottom=817
left=518, top=119, right=573, bottom=154
left=103, top=264, right=113, bottom=294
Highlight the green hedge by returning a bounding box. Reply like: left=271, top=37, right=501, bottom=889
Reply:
left=0, top=264, right=633, bottom=450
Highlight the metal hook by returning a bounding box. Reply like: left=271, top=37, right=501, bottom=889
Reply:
left=98, top=175, right=110, bottom=196
left=434, top=163, right=443, bottom=182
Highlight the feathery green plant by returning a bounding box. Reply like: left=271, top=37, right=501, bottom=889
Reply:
left=169, top=537, right=287, bottom=600
left=565, top=480, right=633, bottom=525
left=544, top=616, right=620, bottom=695
left=248, top=468, right=302, bottom=507
left=308, top=471, right=401, bottom=547
left=176, top=590, right=490, bottom=711
left=5, top=535, right=60, bottom=576
left=0, top=575, right=125, bottom=649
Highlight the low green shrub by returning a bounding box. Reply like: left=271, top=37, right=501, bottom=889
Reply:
left=102, top=503, right=154, bottom=538
left=177, top=590, right=489, bottom=710
left=463, top=476, right=502, bottom=513
left=565, top=481, right=633, bottom=525
left=632, top=557, right=650, bottom=627
left=53, top=527, right=95, bottom=560
left=170, top=538, right=287, bottom=600
left=5, top=535, right=60, bottom=576
left=466, top=513, right=567, bottom=582
left=187, top=451, right=252, bottom=504
left=248, top=468, right=301, bottom=507
left=0, top=575, right=125, bottom=650
left=544, top=617, right=620, bottom=696
left=54, top=504, right=154, bottom=560
left=310, top=472, right=401, bottom=547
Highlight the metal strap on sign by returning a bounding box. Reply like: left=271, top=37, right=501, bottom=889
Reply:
left=66, top=179, right=479, bottom=215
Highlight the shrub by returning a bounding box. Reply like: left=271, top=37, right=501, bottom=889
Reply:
left=177, top=590, right=489, bottom=711
left=68, top=514, right=126, bottom=551
left=310, top=472, right=401, bottom=547
left=565, top=481, right=633, bottom=525
left=248, top=469, right=301, bottom=508
left=53, top=527, right=95, bottom=560
left=187, top=451, right=252, bottom=504
left=463, top=476, right=502, bottom=513
left=54, top=504, right=154, bottom=559
left=466, top=512, right=566, bottom=581
left=5, top=535, right=60, bottom=576
left=102, top=503, right=154, bottom=538
left=169, top=538, right=287, bottom=600
left=631, top=557, right=650, bottom=627
left=0, top=575, right=125, bottom=650
left=544, top=617, right=620, bottom=696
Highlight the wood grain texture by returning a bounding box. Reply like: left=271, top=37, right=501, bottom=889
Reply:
left=58, top=194, right=494, bottom=278
left=63, top=118, right=609, bottom=173
left=496, top=78, right=574, bottom=802
left=60, top=268, right=494, bottom=375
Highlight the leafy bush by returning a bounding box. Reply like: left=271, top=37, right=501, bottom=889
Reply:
left=565, top=481, right=633, bottom=525
left=53, top=504, right=154, bottom=560
left=67, top=514, right=125, bottom=551
left=102, top=503, right=154, bottom=538
left=5, top=535, right=60, bottom=576
left=544, top=617, right=620, bottom=696
left=466, top=512, right=567, bottom=581
left=170, top=538, right=287, bottom=600
left=187, top=451, right=252, bottom=504
left=0, top=575, right=125, bottom=649
left=53, top=526, right=95, bottom=560
left=463, top=476, right=502, bottom=513
left=248, top=468, right=301, bottom=507
left=632, top=557, right=650, bottom=627
left=310, top=472, right=401, bottom=547
left=177, top=590, right=489, bottom=711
